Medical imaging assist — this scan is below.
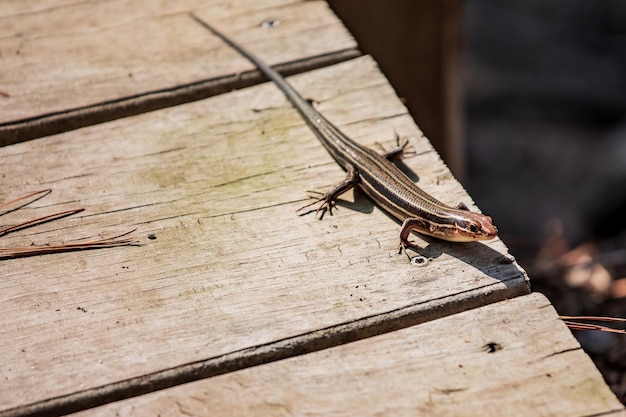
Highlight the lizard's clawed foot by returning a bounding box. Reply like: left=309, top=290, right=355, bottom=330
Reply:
left=296, top=191, right=337, bottom=219
left=398, top=238, right=429, bottom=266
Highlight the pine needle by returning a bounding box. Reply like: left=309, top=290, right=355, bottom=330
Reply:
left=0, top=229, right=139, bottom=259
left=1, top=190, right=139, bottom=259
left=0, top=189, right=51, bottom=212
left=0, top=208, right=84, bottom=237
left=561, top=316, right=626, bottom=334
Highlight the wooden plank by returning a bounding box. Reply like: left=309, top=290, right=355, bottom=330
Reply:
left=0, top=0, right=359, bottom=145
left=70, top=293, right=626, bottom=417
left=0, top=54, right=528, bottom=415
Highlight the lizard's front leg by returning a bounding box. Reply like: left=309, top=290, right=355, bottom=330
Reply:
left=297, top=165, right=359, bottom=219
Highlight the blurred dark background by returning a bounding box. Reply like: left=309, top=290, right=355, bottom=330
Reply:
left=465, top=1, right=626, bottom=403
left=330, top=0, right=626, bottom=403
left=466, top=0, right=626, bottom=247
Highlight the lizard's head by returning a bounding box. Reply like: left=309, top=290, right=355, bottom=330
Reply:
left=431, top=211, right=498, bottom=242
left=416, top=211, right=498, bottom=242
left=449, top=212, right=498, bottom=242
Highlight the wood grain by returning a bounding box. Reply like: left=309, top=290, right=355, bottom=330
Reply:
left=0, top=0, right=358, bottom=145
left=0, top=55, right=528, bottom=415
left=2, top=2, right=614, bottom=417
left=72, top=293, right=626, bottom=417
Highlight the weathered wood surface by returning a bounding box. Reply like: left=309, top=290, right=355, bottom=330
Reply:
left=72, top=293, right=626, bottom=417
left=0, top=0, right=359, bottom=145
left=0, top=52, right=528, bottom=415
left=6, top=1, right=606, bottom=417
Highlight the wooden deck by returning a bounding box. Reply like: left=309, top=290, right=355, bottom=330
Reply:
left=0, top=1, right=623, bottom=416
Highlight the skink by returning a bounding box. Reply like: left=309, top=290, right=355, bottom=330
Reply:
left=190, top=14, right=498, bottom=253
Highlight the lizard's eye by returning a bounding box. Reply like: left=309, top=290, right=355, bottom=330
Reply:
left=469, top=224, right=479, bottom=233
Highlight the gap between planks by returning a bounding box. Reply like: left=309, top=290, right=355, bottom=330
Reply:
left=0, top=49, right=360, bottom=147
left=0, top=280, right=527, bottom=417
left=74, top=292, right=626, bottom=417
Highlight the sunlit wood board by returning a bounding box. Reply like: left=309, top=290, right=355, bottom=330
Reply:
left=0, top=0, right=358, bottom=144
left=1, top=53, right=527, bottom=415
left=73, top=293, right=626, bottom=417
